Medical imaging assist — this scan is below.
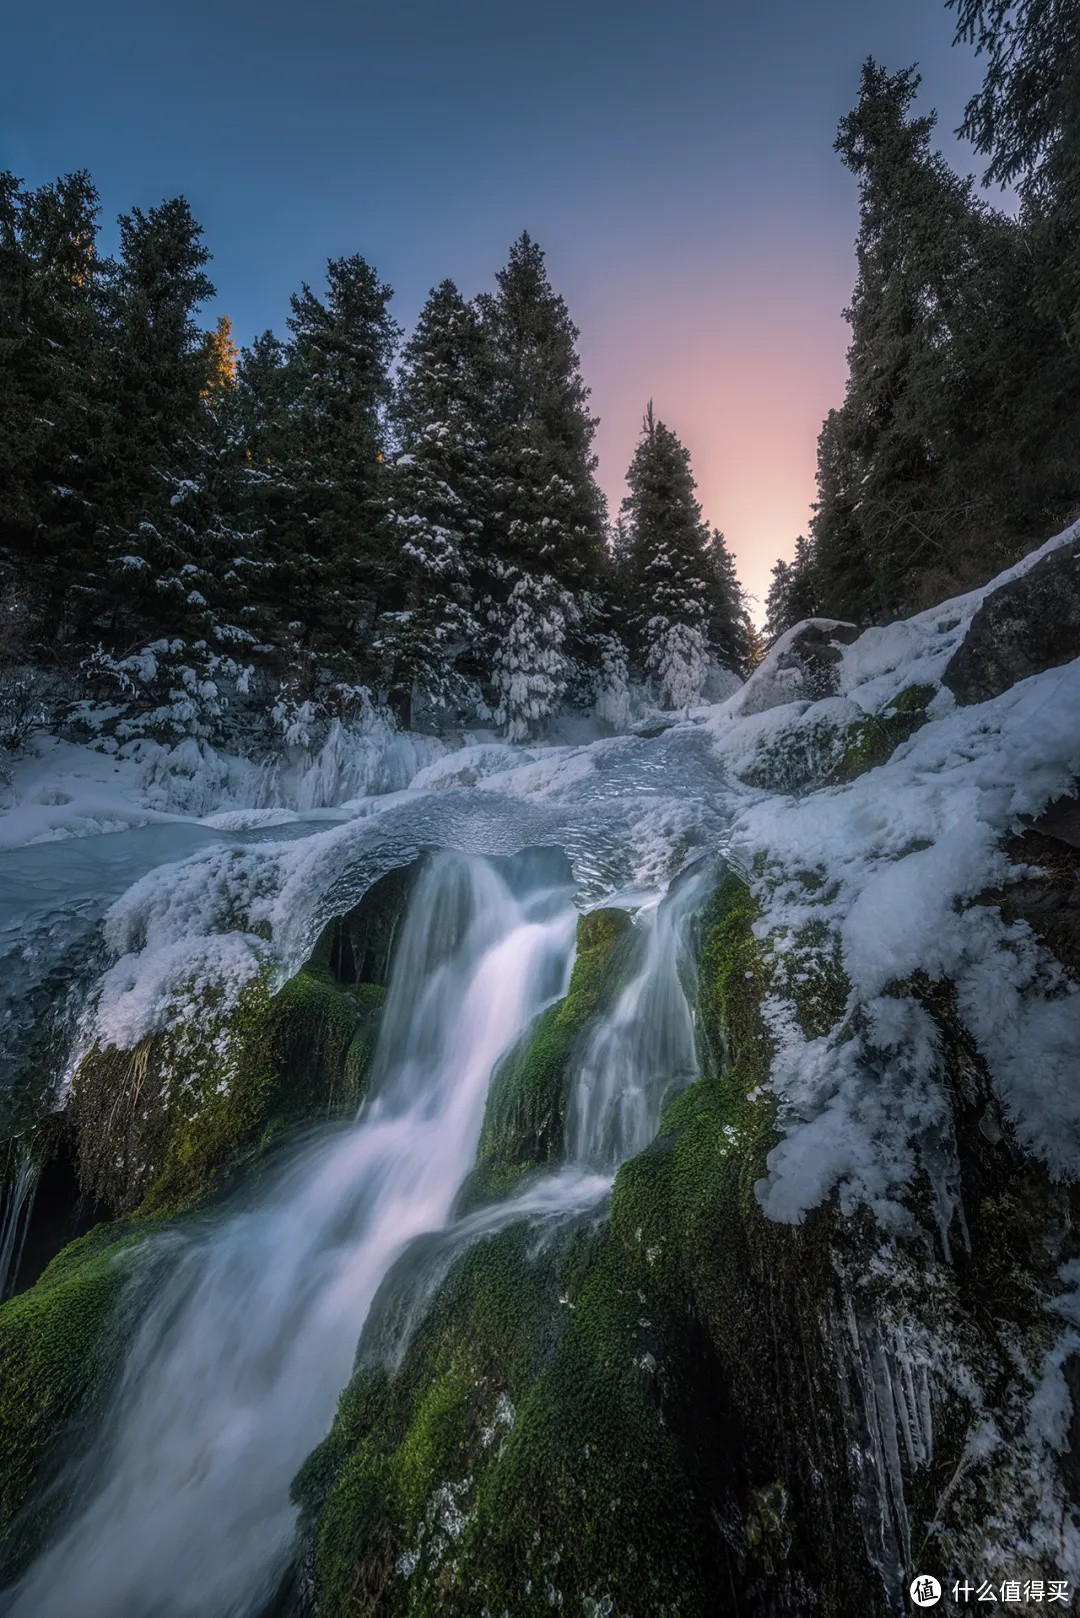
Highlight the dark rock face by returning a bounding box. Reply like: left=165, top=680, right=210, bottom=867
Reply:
left=740, top=620, right=861, bottom=715
left=778, top=621, right=861, bottom=702
left=943, top=539, right=1080, bottom=705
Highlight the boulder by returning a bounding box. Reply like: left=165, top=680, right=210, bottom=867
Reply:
left=739, top=620, right=860, bottom=716
left=943, top=539, right=1080, bottom=704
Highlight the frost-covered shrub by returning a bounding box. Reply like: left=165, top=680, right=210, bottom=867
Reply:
left=0, top=668, right=68, bottom=785
left=591, top=633, right=631, bottom=729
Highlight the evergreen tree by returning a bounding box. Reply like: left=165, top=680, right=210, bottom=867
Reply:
left=704, top=526, right=752, bottom=676
left=101, top=198, right=216, bottom=510
left=0, top=170, right=108, bottom=642
left=810, top=61, right=1080, bottom=620
left=61, top=195, right=219, bottom=650
left=621, top=404, right=739, bottom=709
left=476, top=233, right=607, bottom=735
left=950, top=0, right=1080, bottom=341
left=232, top=255, right=401, bottom=703
left=765, top=534, right=821, bottom=640
left=202, top=314, right=239, bottom=398
left=374, top=280, right=486, bottom=724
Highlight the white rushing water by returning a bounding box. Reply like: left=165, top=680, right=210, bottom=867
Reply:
left=5, top=851, right=577, bottom=1618
left=566, top=860, right=712, bottom=1169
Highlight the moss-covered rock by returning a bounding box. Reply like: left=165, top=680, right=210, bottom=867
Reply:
left=734, top=685, right=935, bottom=795
left=822, top=687, right=934, bottom=786
left=293, top=874, right=874, bottom=1618
left=460, top=908, right=635, bottom=1208
left=71, top=965, right=369, bottom=1218
left=0, top=1217, right=169, bottom=1569
left=294, top=1221, right=709, bottom=1618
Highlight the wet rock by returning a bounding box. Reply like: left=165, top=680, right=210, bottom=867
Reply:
left=943, top=540, right=1080, bottom=705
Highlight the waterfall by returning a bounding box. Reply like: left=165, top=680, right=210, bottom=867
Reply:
left=4, top=850, right=577, bottom=1618
left=565, top=858, right=712, bottom=1169
left=0, top=1140, right=39, bottom=1302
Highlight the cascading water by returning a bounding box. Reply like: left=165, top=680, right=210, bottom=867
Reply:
left=566, top=858, right=713, bottom=1170
left=4, top=850, right=577, bottom=1618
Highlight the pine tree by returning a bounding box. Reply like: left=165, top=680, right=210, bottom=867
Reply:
left=704, top=527, right=751, bottom=676
left=257, top=252, right=401, bottom=689
left=374, top=280, right=486, bottom=725
left=621, top=404, right=736, bottom=710
left=101, top=198, right=216, bottom=509
left=764, top=535, right=820, bottom=641
left=950, top=0, right=1080, bottom=341
left=810, top=61, right=1080, bottom=620
left=0, top=170, right=107, bottom=643
left=202, top=314, right=238, bottom=398
left=476, top=233, right=607, bottom=736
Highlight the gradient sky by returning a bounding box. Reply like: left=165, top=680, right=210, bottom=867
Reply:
left=2, top=0, right=990, bottom=611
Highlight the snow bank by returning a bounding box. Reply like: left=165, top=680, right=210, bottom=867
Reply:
left=726, top=606, right=1080, bottom=1218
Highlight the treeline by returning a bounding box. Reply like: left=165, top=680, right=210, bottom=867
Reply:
left=0, top=194, right=750, bottom=747
left=767, top=0, right=1080, bottom=638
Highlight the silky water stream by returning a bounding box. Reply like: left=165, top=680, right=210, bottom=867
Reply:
left=3, top=847, right=713, bottom=1618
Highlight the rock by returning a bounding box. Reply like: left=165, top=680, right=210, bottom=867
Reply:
left=739, top=620, right=861, bottom=716
left=942, top=539, right=1080, bottom=704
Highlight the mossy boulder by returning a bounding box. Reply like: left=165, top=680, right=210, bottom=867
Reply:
left=293, top=1220, right=709, bottom=1618
left=460, top=908, right=635, bottom=1208
left=735, top=685, right=934, bottom=795
left=0, top=1218, right=170, bottom=1570
left=71, top=965, right=373, bottom=1218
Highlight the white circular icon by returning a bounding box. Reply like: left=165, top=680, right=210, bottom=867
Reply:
left=910, top=1575, right=942, bottom=1607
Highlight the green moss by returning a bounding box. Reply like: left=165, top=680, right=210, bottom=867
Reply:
left=888, top=681, right=937, bottom=715
left=824, top=688, right=934, bottom=786
left=344, top=983, right=388, bottom=1103
left=0, top=1217, right=168, bottom=1560
left=461, top=909, right=635, bottom=1208
left=297, top=1222, right=707, bottom=1618
left=73, top=965, right=365, bottom=1218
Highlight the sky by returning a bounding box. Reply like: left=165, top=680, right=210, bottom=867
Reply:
left=1, top=0, right=991, bottom=611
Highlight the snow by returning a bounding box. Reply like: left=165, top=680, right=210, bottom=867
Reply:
left=0, top=719, right=450, bottom=850
left=2, top=520, right=1078, bottom=1210
left=1, top=521, right=1078, bottom=1592
left=725, top=654, right=1080, bottom=1220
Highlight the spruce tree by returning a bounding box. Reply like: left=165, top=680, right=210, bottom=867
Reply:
left=0, top=170, right=107, bottom=643
left=101, top=198, right=216, bottom=510
left=764, top=535, right=820, bottom=641
left=476, top=233, right=606, bottom=736
left=810, top=61, right=1080, bottom=620
left=950, top=0, right=1080, bottom=341
left=374, top=280, right=486, bottom=725
left=621, top=404, right=737, bottom=710
left=273, top=255, right=400, bottom=685
left=704, top=527, right=751, bottom=676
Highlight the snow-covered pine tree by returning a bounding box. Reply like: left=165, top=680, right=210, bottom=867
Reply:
left=374, top=280, right=486, bottom=726
left=621, top=404, right=742, bottom=709
left=276, top=255, right=401, bottom=685
left=66, top=193, right=221, bottom=653
left=475, top=234, right=607, bottom=737
left=79, top=352, right=279, bottom=747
